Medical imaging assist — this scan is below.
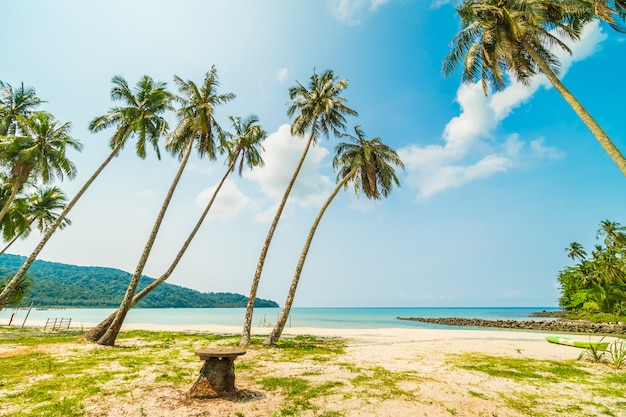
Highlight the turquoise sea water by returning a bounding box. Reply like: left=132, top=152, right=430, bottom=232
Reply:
left=0, top=307, right=560, bottom=330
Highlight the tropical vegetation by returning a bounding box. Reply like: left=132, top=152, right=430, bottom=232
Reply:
left=557, top=220, right=626, bottom=318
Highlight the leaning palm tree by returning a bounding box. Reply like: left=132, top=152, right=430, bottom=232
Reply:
left=443, top=0, right=626, bottom=176
left=263, top=126, right=404, bottom=346
left=82, top=114, right=265, bottom=342
left=566, top=241, right=587, bottom=262
left=0, top=81, right=43, bottom=136
left=0, top=185, right=71, bottom=256
left=240, top=69, right=357, bottom=347
left=96, top=67, right=234, bottom=346
left=0, top=111, right=80, bottom=228
left=597, top=219, right=626, bottom=250
left=0, top=75, right=171, bottom=309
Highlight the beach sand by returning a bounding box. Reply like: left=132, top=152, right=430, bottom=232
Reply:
left=5, top=322, right=621, bottom=416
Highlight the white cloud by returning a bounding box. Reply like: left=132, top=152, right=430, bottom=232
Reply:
left=400, top=22, right=604, bottom=200
left=328, top=0, right=389, bottom=25
left=244, top=124, right=332, bottom=222
left=194, top=179, right=254, bottom=222
left=277, top=67, right=288, bottom=82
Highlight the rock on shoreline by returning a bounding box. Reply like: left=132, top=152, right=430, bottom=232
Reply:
left=397, top=317, right=626, bottom=335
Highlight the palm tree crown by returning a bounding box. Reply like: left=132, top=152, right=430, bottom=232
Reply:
left=0, top=81, right=44, bottom=136
left=167, top=66, right=236, bottom=160
left=443, top=0, right=587, bottom=94
left=224, top=115, right=266, bottom=176
left=89, top=75, right=172, bottom=159
left=287, top=69, right=357, bottom=142
left=334, top=125, right=404, bottom=199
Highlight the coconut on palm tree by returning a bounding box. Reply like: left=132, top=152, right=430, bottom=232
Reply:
left=263, top=126, right=404, bottom=346
left=240, top=69, right=357, bottom=347
left=443, top=0, right=626, bottom=176
left=0, top=75, right=171, bottom=309
left=82, top=114, right=266, bottom=342
left=95, top=67, right=234, bottom=346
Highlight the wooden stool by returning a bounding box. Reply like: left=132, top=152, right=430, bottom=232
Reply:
left=189, top=348, right=246, bottom=398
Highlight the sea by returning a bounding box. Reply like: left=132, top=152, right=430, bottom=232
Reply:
left=0, top=306, right=561, bottom=330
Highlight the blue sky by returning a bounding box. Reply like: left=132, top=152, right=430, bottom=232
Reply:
left=2, top=0, right=625, bottom=307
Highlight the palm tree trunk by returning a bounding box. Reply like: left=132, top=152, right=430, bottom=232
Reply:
left=82, top=155, right=238, bottom=342
left=240, top=125, right=317, bottom=347
left=0, top=143, right=124, bottom=308
left=97, top=139, right=194, bottom=346
left=521, top=39, right=626, bottom=176
left=263, top=168, right=357, bottom=346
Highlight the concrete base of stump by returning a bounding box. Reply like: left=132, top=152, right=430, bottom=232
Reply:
left=189, top=348, right=246, bottom=399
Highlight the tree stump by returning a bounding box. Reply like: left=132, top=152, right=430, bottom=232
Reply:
left=189, top=348, right=246, bottom=398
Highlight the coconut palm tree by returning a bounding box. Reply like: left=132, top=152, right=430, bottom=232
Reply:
left=0, top=276, right=32, bottom=308
left=0, top=75, right=171, bottom=309
left=96, top=67, right=234, bottom=346
left=0, top=111, right=80, bottom=226
left=82, top=114, right=265, bottom=342
left=0, top=185, right=71, bottom=256
left=0, top=81, right=43, bottom=136
left=597, top=219, right=626, bottom=250
left=263, top=126, right=404, bottom=346
left=443, top=0, right=626, bottom=176
left=240, top=69, right=357, bottom=347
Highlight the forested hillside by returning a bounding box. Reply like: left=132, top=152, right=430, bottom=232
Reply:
left=0, top=254, right=278, bottom=308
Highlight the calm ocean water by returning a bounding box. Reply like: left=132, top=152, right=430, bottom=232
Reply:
left=0, top=307, right=560, bottom=330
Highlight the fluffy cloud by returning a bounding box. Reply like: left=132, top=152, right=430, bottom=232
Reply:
left=328, top=0, right=389, bottom=25
left=195, top=179, right=254, bottom=222
left=244, top=124, right=333, bottom=222
left=400, top=21, right=605, bottom=200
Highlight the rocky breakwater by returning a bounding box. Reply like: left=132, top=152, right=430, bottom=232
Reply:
left=397, top=317, right=626, bottom=335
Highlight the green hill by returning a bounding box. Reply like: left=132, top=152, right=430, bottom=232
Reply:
left=0, top=254, right=278, bottom=308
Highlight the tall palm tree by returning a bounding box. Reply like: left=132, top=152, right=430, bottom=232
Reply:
left=0, top=81, right=43, bottom=136
left=0, top=75, right=171, bottom=309
left=0, top=185, right=71, bottom=256
left=96, top=67, right=234, bottom=346
left=0, top=111, right=81, bottom=226
left=82, top=114, right=265, bottom=342
left=263, top=126, right=404, bottom=346
left=442, top=0, right=626, bottom=176
left=240, top=69, right=357, bottom=347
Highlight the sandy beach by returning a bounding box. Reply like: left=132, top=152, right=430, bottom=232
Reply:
left=3, top=322, right=623, bottom=417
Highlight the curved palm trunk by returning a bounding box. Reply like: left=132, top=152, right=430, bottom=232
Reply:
left=97, top=140, right=194, bottom=346
left=0, top=143, right=124, bottom=308
left=263, top=168, right=357, bottom=346
left=82, top=155, right=238, bottom=342
left=521, top=39, right=626, bottom=176
left=240, top=127, right=317, bottom=347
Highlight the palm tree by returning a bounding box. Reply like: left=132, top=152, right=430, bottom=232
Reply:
left=240, top=69, right=357, bottom=347
left=0, top=81, right=43, bottom=136
left=0, top=276, right=32, bottom=308
left=82, top=114, right=265, bottom=342
left=96, top=67, right=234, bottom=346
left=263, top=126, right=404, bottom=346
left=0, top=111, right=81, bottom=227
left=566, top=241, right=587, bottom=262
left=443, top=0, right=626, bottom=176
left=597, top=219, right=626, bottom=250
left=0, top=185, right=71, bottom=256
left=0, top=75, right=171, bottom=309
